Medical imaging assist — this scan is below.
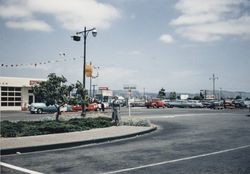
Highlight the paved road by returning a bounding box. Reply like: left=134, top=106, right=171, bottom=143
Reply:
left=1, top=109, right=250, bottom=173
left=1, top=107, right=249, bottom=121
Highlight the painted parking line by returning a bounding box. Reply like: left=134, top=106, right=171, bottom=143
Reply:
left=0, top=162, right=43, bottom=174
left=101, top=144, right=250, bottom=174
left=145, top=113, right=233, bottom=119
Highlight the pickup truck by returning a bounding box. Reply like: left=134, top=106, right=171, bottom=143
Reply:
left=145, top=99, right=165, bottom=108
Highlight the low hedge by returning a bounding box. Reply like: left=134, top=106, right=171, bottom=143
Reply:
left=0, top=117, right=113, bottom=137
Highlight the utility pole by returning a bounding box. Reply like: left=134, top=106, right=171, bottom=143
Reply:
left=92, top=84, right=97, bottom=97
left=209, top=74, right=218, bottom=99
left=143, top=88, right=145, bottom=100
left=219, top=87, right=222, bottom=100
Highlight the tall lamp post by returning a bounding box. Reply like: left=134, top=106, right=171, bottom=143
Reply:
left=72, top=27, right=97, bottom=87
left=209, top=74, right=218, bottom=99
left=72, top=27, right=97, bottom=116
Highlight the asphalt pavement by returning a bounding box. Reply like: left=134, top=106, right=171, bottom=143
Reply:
left=1, top=108, right=250, bottom=174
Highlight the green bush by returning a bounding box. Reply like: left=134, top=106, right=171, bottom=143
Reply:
left=0, top=121, right=22, bottom=137
left=0, top=117, right=113, bottom=137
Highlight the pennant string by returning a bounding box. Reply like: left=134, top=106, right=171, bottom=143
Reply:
left=1, top=57, right=82, bottom=68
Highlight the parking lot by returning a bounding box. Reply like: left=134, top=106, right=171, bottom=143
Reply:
left=1, top=108, right=250, bottom=173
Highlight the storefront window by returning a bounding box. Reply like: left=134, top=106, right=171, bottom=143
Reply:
left=1, top=97, right=7, bottom=101
left=15, top=97, right=21, bottom=101
left=8, top=102, right=14, bottom=106
left=15, top=87, right=21, bottom=91
left=9, top=92, right=14, bottom=96
left=1, top=87, right=7, bottom=91
left=15, top=102, right=21, bottom=106
left=8, top=87, right=14, bottom=91
left=1, top=102, right=7, bottom=106
left=15, top=92, right=21, bottom=96
left=1, top=92, right=7, bottom=96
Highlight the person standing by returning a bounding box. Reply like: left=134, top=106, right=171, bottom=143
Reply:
left=112, top=96, right=120, bottom=125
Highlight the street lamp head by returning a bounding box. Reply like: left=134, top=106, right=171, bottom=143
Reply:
left=72, top=35, right=81, bottom=41
left=92, top=28, right=97, bottom=37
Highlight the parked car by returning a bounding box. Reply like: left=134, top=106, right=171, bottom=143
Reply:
left=187, top=100, right=203, bottom=108
left=72, top=103, right=99, bottom=112
left=130, top=100, right=146, bottom=107
left=208, top=100, right=224, bottom=110
left=233, top=99, right=247, bottom=109
left=224, top=100, right=235, bottom=109
left=72, top=104, right=82, bottom=112
left=244, top=100, right=250, bottom=108
left=162, top=99, right=171, bottom=108
left=87, top=103, right=99, bottom=111
left=145, top=99, right=165, bottom=108
left=169, top=100, right=189, bottom=108
left=29, top=103, right=58, bottom=114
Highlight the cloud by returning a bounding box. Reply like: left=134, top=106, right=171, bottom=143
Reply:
left=159, top=34, right=174, bottom=44
left=0, top=0, right=120, bottom=31
left=117, top=50, right=142, bottom=56
left=97, top=67, right=138, bottom=89
left=6, top=19, right=53, bottom=32
left=171, top=0, right=250, bottom=42
left=128, top=50, right=142, bottom=55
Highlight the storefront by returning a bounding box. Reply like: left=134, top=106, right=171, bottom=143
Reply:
left=0, top=77, right=45, bottom=111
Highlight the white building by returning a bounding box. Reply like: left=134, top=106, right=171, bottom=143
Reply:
left=0, top=77, right=45, bottom=111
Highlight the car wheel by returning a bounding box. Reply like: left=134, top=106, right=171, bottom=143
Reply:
left=37, top=108, right=43, bottom=114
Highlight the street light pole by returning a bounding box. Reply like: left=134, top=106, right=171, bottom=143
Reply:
left=72, top=27, right=97, bottom=116
left=83, top=27, right=87, bottom=87
left=74, top=27, right=97, bottom=87
left=209, top=74, right=218, bottom=99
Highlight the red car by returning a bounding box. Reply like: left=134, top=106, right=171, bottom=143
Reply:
left=72, top=104, right=82, bottom=112
left=87, top=103, right=99, bottom=111
left=145, top=99, right=165, bottom=108
left=72, top=103, right=99, bottom=112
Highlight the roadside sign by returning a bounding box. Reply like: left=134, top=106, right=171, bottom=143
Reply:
left=123, top=84, right=136, bottom=90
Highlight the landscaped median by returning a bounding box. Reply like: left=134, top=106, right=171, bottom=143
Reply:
left=0, top=117, right=113, bottom=137
left=0, top=117, right=157, bottom=155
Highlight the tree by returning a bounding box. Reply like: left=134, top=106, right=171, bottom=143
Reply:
left=169, top=92, right=177, bottom=100
left=33, top=73, right=73, bottom=121
left=235, top=95, right=242, bottom=100
left=75, top=81, right=89, bottom=117
left=157, top=88, right=166, bottom=99
left=193, top=96, right=202, bottom=100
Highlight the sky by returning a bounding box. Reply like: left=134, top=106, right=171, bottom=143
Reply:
left=0, top=0, right=250, bottom=94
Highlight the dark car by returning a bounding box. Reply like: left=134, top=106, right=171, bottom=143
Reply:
left=207, top=101, right=224, bottom=110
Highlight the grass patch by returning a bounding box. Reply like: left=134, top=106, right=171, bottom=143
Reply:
left=0, top=117, right=113, bottom=137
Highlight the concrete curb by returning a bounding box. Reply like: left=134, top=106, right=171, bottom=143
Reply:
left=0, top=126, right=157, bottom=155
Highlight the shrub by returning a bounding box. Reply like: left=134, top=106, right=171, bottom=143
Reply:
left=0, top=117, right=113, bottom=137
left=121, top=118, right=151, bottom=127
left=1, top=121, right=22, bottom=137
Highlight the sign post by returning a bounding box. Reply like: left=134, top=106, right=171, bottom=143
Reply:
left=123, top=84, right=136, bottom=117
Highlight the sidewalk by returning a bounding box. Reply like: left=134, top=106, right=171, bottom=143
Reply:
left=0, top=125, right=157, bottom=155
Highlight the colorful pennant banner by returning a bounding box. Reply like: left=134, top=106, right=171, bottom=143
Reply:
left=1, top=57, right=79, bottom=68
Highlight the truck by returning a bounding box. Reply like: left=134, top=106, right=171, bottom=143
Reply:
left=95, top=87, right=113, bottom=108
left=145, top=99, right=165, bottom=108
